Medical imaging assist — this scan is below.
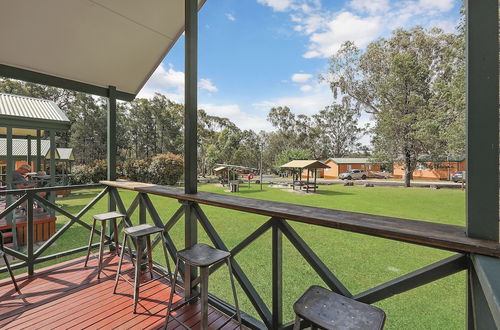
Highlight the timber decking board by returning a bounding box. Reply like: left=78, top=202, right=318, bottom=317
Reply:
left=101, top=180, right=500, bottom=257
left=0, top=252, right=240, bottom=329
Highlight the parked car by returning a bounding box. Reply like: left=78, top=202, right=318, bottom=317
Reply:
left=339, top=169, right=367, bottom=180
left=452, top=171, right=466, bottom=183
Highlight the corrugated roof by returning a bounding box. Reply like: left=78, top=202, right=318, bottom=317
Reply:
left=57, top=148, right=74, bottom=161
left=327, top=158, right=373, bottom=164
left=0, top=93, right=69, bottom=123
left=281, top=160, right=330, bottom=169
left=0, top=138, right=51, bottom=157
left=213, top=166, right=226, bottom=172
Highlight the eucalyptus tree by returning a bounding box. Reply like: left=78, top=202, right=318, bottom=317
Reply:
left=323, top=27, right=465, bottom=186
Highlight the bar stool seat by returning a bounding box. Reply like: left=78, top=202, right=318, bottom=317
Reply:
left=124, top=224, right=164, bottom=237
left=114, top=223, right=172, bottom=313
left=84, top=211, right=125, bottom=279
left=293, top=286, right=386, bottom=330
left=177, top=243, right=230, bottom=267
left=165, top=243, right=242, bottom=329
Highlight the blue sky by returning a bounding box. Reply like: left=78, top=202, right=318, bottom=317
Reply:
left=138, top=0, right=462, bottom=139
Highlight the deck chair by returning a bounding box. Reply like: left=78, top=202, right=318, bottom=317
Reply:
left=0, top=230, right=22, bottom=295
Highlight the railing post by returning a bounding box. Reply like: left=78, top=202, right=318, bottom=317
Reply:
left=49, top=130, right=56, bottom=218
left=107, top=85, right=117, bottom=213
left=272, top=219, right=283, bottom=329
left=466, top=0, right=499, bottom=328
left=183, top=201, right=198, bottom=299
left=27, top=191, right=34, bottom=276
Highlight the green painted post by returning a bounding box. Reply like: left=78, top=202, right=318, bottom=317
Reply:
left=27, top=191, right=34, bottom=275
left=184, top=0, right=199, bottom=299
left=466, top=0, right=499, bottom=328
left=107, top=86, right=117, bottom=212
left=6, top=127, right=16, bottom=250
left=49, top=130, right=56, bottom=217
left=27, top=135, right=32, bottom=168
left=272, top=220, right=283, bottom=329
left=36, top=130, right=41, bottom=172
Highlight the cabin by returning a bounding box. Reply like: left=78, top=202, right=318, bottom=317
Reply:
left=393, top=157, right=466, bottom=181
left=322, top=158, right=382, bottom=179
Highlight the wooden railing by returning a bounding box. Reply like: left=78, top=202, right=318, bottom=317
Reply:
left=1, top=180, right=499, bottom=329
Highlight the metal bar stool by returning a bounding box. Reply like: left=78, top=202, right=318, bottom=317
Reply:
left=113, top=223, right=172, bottom=313
left=293, top=286, right=386, bottom=330
left=165, top=243, right=242, bottom=329
left=84, top=211, right=124, bottom=279
left=0, top=231, right=22, bottom=296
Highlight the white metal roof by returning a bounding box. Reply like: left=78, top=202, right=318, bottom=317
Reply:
left=0, top=138, right=54, bottom=158
left=57, top=148, right=75, bottom=161
left=327, top=158, right=373, bottom=164
left=0, top=0, right=205, bottom=98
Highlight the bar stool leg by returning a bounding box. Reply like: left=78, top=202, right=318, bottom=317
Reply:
left=200, top=266, right=209, bottom=330
left=165, top=257, right=180, bottom=328
left=133, top=237, right=143, bottom=313
left=113, top=218, right=120, bottom=255
left=160, top=234, right=173, bottom=284
left=227, top=258, right=242, bottom=328
left=292, top=315, right=301, bottom=330
left=84, top=218, right=97, bottom=267
left=97, top=220, right=107, bottom=279
left=113, top=233, right=128, bottom=294
left=146, top=235, right=154, bottom=279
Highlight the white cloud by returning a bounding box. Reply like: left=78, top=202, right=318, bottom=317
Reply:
left=304, top=12, right=382, bottom=58
left=349, top=0, right=389, bottom=14
left=291, top=73, right=313, bottom=83
left=199, top=78, right=218, bottom=92
left=225, top=13, right=236, bottom=21
left=256, top=0, right=293, bottom=12
left=419, top=0, right=454, bottom=12
left=300, top=85, right=313, bottom=92
left=200, top=103, right=273, bottom=131
left=137, top=63, right=219, bottom=100
left=254, top=83, right=332, bottom=116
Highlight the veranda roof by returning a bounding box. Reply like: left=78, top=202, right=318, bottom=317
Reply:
left=280, top=160, right=330, bottom=169
left=57, top=148, right=75, bottom=161
left=0, top=1, right=206, bottom=100
left=0, top=138, right=59, bottom=160
left=0, top=93, right=70, bottom=135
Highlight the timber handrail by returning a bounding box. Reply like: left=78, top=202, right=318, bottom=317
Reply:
left=101, top=180, right=500, bottom=258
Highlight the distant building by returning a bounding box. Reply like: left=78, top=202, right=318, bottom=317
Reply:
left=322, top=158, right=381, bottom=179
left=393, top=156, right=466, bottom=181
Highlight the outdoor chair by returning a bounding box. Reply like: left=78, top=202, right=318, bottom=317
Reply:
left=293, top=286, right=386, bottom=330
left=84, top=211, right=124, bottom=279
left=165, top=243, right=242, bottom=329
left=0, top=231, right=22, bottom=296
left=113, top=223, right=172, bottom=313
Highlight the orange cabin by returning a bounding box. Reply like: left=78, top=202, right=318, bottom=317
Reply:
left=393, top=159, right=466, bottom=181
left=321, top=158, right=382, bottom=179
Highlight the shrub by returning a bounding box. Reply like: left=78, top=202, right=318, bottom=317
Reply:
left=148, top=153, right=184, bottom=185
left=124, top=158, right=152, bottom=182
left=71, top=164, right=94, bottom=184
left=90, top=159, right=107, bottom=183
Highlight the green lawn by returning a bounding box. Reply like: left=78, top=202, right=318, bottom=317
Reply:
left=5, top=183, right=466, bottom=329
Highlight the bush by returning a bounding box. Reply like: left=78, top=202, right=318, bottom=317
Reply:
left=71, top=164, right=94, bottom=184
left=124, top=158, right=152, bottom=182
left=90, top=159, right=107, bottom=183
left=70, top=160, right=107, bottom=184
left=148, top=153, right=184, bottom=185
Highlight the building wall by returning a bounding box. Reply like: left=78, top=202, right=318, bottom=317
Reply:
left=393, top=160, right=466, bottom=180
left=323, top=161, right=381, bottom=179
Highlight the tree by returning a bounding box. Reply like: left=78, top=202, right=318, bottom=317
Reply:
left=313, top=103, right=365, bottom=158
left=323, top=27, right=465, bottom=186
left=274, top=148, right=311, bottom=177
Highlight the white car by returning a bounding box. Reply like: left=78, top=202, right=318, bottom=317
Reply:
left=339, top=169, right=367, bottom=180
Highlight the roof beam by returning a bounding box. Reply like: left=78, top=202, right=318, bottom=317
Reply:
left=0, top=64, right=135, bottom=101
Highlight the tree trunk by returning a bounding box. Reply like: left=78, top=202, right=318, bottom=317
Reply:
left=404, top=149, right=411, bottom=187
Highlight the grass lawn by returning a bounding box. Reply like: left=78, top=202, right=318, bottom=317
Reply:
left=4, top=183, right=466, bottom=329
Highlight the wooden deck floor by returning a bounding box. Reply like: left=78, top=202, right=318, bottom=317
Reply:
left=0, top=252, right=240, bottom=329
